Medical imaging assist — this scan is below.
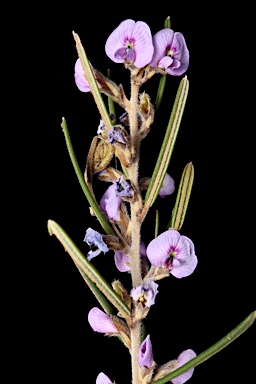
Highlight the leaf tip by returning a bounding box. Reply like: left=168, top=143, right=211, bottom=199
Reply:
left=47, top=219, right=54, bottom=236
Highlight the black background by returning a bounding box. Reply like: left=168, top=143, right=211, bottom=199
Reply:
left=24, top=5, right=255, bottom=384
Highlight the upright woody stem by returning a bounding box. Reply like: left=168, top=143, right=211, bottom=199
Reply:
left=128, top=79, right=143, bottom=384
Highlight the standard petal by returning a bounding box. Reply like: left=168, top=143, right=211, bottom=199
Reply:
left=96, top=372, right=113, bottom=384
left=167, top=32, right=189, bottom=76
left=114, top=251, right=131, bottom=272
left=138, top=335, right=154, bottom=368
left=132, top=21, right=154, bottom=68
left=150, top=29, right=174, bottom=68
left=159, top=173, right=175, bottom=197
left=171, top=349, right=196, bottom=384
left=105, top=19, right=135, bottom=63
left=88, top=307, right=118, bottom=333
left=147, top=230, right=178, bottom=266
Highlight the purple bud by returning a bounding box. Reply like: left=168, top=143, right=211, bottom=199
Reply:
left=138, top=334, right=154, bottom=368
left=88, top=307, right=118, bottom=334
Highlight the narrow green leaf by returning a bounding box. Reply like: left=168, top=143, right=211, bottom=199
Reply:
left=164, top=16, right=171, bottom=28
left=168, top=162, right=194, bottom=230
left=48, top=220, right=131, bottom=318
left=155, top=75, right=167, bottom=112
left=141, top=76, right=189, bottom=221
left=61, top=117, right=115, bottom=236
left=153, top=310, right=256, bottom=384
left=76, top=265, right=115, bottom=315
left=155, top=210, right=159, bottom=238
left=73, top=31, right=112, bottom=131
left=107, top=69, right=116, bottom=124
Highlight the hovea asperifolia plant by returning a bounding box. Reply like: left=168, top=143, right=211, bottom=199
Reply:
left=48, top=17, right=255, bottom=384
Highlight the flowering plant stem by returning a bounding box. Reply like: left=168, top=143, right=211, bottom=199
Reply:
left=127, top=79, right=143, bottom=384
left=49, top=18, right=256, bottom=384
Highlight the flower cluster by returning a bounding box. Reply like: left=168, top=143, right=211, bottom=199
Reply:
left=75, top=19, right=189, bottom=92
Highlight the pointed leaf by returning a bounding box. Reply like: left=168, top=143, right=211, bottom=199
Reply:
left=141, top=76, right=189, bottom=221
left=168, top=162, right=194, bottom=230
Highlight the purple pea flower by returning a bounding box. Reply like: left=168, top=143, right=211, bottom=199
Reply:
left=88, top=307, right=118, bottom=334
left=149, top=29, right=189, bottom=76
left=159, top=173, right=175, bottom=198
left=171, top=349, right=197, bottom=384
left=96, top=372, right=113, bottom=384
left=131, top=280, right=159, bottom=307
left=146, top=230, right=198, bottom=278
left=105, top=19, right=154, bottom=68
left=84, top=228, right=109, bottom=261
left=100, top=184, right=122, bottom=221
left=138, top=335, right=154, bottom=368
left=74, top=58, right=101, bottom=92
left=114, top=241, right=147, bottom=272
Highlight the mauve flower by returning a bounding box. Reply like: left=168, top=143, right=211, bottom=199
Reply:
left=159, top=173, right=175, bottom=198
left=114, top=241, right=147, bottom=272
left=100, top=184, right=122, bottom=221
left=171, top=349, right=197, bottom=384
left=105, top=19, right=154, bottom=68
left=74, top=58, right=101, bottom=92
left=84, top=228, right=109, bottom=261
left=138, top=335, right=154, bottom=368
left=130, top=280, right=159, bottom=307
left=149, top=29, right=189, bottom=76
left=96, top=372, right=113, bottom=384
left=88, top=307, right=118, bottom=334
left=146, top=230, right=198, bottom=278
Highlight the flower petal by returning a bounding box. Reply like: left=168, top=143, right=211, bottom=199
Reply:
left=138, top=335, right=154, bottom=368
left=105, top=19, right=136, bottom=63
left=149, top=29, right=174, bottom=68
left=88, top=307, right=118, bottom=333
left=100, top=184, right=122, bottom=221
left=167, top=32, right=189, bottom=76
left=114, top=251, right=131, bottom=272
left=131, top=21, right=154, bottom=68
left=171, top=349, right=197, bottom=384
left=96, top=372, right=113, bottom=384
left=159, top=173, right=175, bottom=197
left=147, top=230, right=180, bottom=267
left=131, top=281, right=159, bottom=307
left=84, top=228, right=109, bottom=261
left=74, top=58, right=91, bottom=92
